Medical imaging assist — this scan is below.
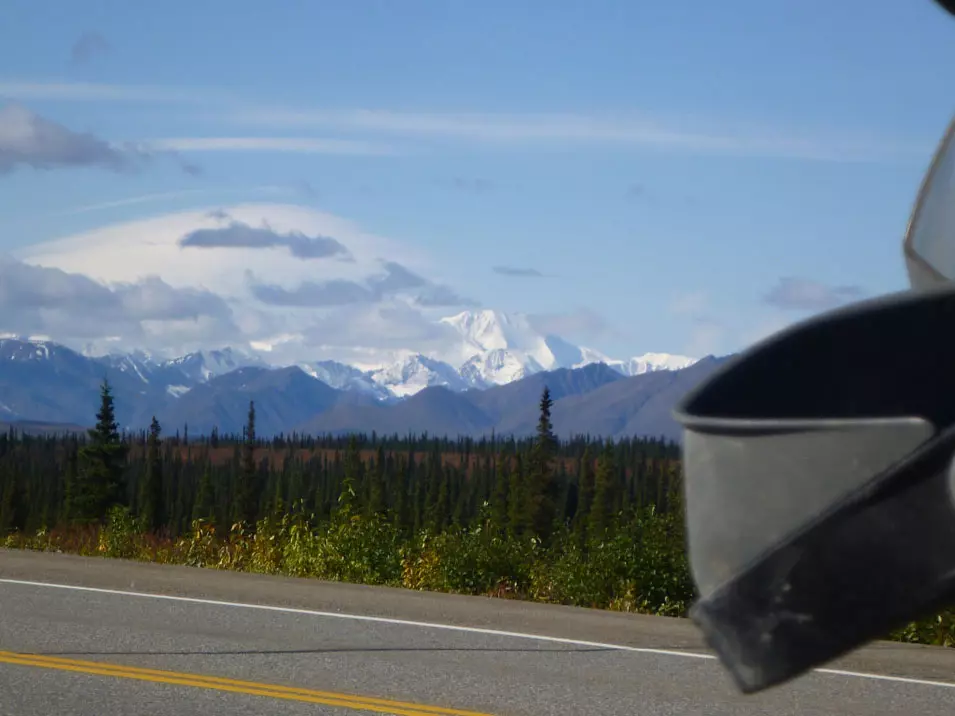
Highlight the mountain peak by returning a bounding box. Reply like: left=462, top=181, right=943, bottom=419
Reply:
left=440, top=309, right=530, bottom=351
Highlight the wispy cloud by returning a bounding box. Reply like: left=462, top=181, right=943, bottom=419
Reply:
left=493, top=265, right=545, bottom=278
left=230, top=108, right=926, bottom=162
left=142, top=136, right=399, bottom=156
left=71, top=32, right=110, bottom=65
left=59, top=187, right=298, bottom=216
left=0, top=79, right=928, bottom=162
left=58, top=190, right=210, bottom=215
left=762, top=277, right=866, bottom=311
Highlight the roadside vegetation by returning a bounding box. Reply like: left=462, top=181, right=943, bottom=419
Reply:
left=0, top=380, right=951, bottom=646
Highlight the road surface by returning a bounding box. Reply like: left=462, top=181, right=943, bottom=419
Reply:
left=1, top=549, right=955, bottom=715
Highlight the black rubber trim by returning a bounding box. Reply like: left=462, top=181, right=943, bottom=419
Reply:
left=689, top=429, right=955, bottom=693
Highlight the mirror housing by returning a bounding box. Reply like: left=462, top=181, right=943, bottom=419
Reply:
left=674, top=285, right=955, bottom=693
left=904, top=113, right=955, bottom=291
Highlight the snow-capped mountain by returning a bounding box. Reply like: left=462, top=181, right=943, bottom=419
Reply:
left=428, top=309, right=696, bottom=391
left=368, top=354, right=471, bottom=398
left=163, top=347, right=266, bottom=383
left=0, top=310, right=697, bottom=403
left=459, top=349, right=536, bottom=387
left=300, top=360, right=392, bottom=400
left=607, top=352, right=699, bottom=376
left=439, top=310, right=558, bottom=375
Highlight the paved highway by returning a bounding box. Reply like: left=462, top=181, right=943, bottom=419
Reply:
left=2, top=550, right=955, bottom=715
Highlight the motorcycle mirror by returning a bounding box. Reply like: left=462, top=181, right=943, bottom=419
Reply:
left=673, top=285, right=955, bottom=693
left=904, top=113, right=955, bottom=290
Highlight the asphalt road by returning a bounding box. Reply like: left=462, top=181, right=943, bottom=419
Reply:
left=2, top=550, right=955, bottom=715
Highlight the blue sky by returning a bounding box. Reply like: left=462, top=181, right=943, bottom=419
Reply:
left=1, top=0, right=954, bottom=362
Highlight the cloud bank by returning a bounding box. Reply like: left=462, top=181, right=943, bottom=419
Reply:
left=0, top=256, right=240, bottom=353
left=9, top=204, right=478, bottom=365
left=0, top=103, right=140, bottom=173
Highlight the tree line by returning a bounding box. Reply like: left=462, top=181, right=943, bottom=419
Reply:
left=0, top=380, right=683, bottom=545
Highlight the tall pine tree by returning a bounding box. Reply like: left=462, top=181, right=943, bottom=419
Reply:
left=235, top=401, right=260, bottom=525
left=525, top=386, right=559, bottom=542
left=73, top=379, right=129, bottom=523
left=139, top=416, right=164, bottom=532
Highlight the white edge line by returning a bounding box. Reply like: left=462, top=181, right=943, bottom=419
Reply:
left=2, top=577, right=955, bottom=690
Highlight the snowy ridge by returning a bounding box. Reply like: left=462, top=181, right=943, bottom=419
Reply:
left=0, top=310, right=698, bottom=400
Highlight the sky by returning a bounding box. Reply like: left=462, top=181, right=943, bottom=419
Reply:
left=2, top=0, right=954, bottom=365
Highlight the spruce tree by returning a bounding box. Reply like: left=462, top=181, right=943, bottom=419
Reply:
left=74, top=379, right=129, bottom=523
left=235, top=401, right=260, bottom=525
left=525, top=386, right=559, bottom=542
left=139, top=416, right=164, bottom=532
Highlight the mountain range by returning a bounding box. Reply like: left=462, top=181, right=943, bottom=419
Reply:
left=0, top=309, right=724, bottom=441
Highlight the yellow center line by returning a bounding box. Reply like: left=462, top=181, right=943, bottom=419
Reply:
left=0, top=651, right=495, bottom=716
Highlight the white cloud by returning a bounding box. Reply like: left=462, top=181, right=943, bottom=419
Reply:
left=229, top=108, right=926, bottom=162
left=11, top=203, right=457, bottom=364
left=143, top=136, right=399, bottom=156
left=17, top=203, right=424, bottom=292
left=0, top=256, right=242, bottom=356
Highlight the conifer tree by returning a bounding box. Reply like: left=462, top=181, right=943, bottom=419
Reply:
left=74, top=379, right=129, bottom=523
left=525, top=387, right=559, bottom=542
left=235, top=401, right=260, bottom=525
left=139, top=416, right=163, bottom=532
